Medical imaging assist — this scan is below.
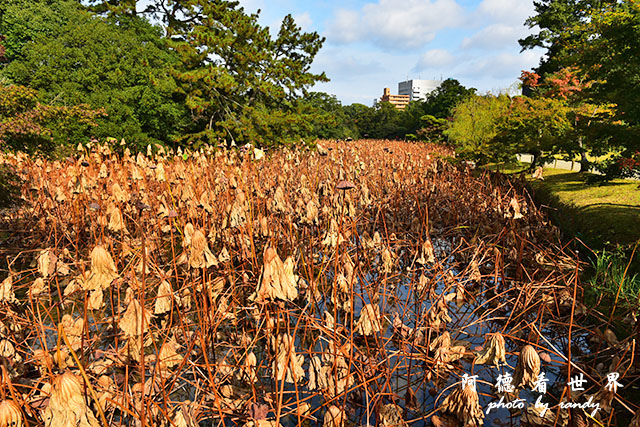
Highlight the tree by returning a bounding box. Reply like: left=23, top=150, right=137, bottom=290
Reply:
left=343, top=103, right=375, bottom=139
left=519, top=0, right=617, bottom=76
left=2, top=0, right=189, bottom=149
left=422, top=78, right=476, bottom=119
left=167, top=1, right=327, bottom=147
left=417, top=115, right=448, bottom=143
left=445, top=94, right=512, bottom=164
left=296, top=92, right=353, bottom=140
left=494, top=96, right=574, bottom=167
left=0, top=84, right=104, bottom=154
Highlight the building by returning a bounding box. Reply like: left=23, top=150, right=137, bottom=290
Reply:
left=398, top=79, right=442, bottom=101
left=378, top=87, right=410, bottom=110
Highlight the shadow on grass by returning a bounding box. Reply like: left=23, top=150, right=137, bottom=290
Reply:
left=530, top=174, right=640, bottom=248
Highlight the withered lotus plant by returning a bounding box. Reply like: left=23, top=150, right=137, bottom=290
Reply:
left=154, top=280, right=174, bottom=315
left=354, top=303, right=382, bottom=336
left=323, top=405, right=345, bottom=427
left=474, top=332, right=506, bottom=367
left=0, top=399, right=23, bottom=427
left=106, top=203, right=127, bottom=233
left=120, top=298, right=151, bottom=339
left=187, top=229, right=218, bottom=269
left=42, top=371, right=100, bottom=427
left=0, top=276, right=17, bottom=304
left=252, top=246, right=298, bottom=303
left=378, top=403, right=407, bottom=427
left=271, top=333, right=305, bottom=384
left=441, top=384, right=484, bottom=427
left=84, top=246, right=118, bottom=294
left=513, top=345, right=541, bottom=389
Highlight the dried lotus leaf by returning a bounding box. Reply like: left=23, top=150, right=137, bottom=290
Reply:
left=84, top=246, right=118, bottom=291
left=0, top=400, right=23, bottom=427
left=252, top=246, right=298, bottom=303
left=119, top=299, right=151, bottom=339
left=378, top=403, right=407, bottom=427
left=272, top=333, right=304, bottom=384
left=441, top=384, right=484, bottom=427
left=154, top=280, right=174, bottom=315
left=513, top=345, right=541, bottom=390
left=474, top=332, right=506, bottom=367
left=354, top=303, right=382, bottom=336
left=323, top=405, right=345, bottom=427
left=0, top=276, right=17, bottom=304
left=43, top=371, right=100, bottom=427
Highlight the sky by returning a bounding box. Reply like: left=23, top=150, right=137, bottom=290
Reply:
left=238, top=0, right=545, bottom=106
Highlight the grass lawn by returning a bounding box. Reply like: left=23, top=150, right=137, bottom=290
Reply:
left=484, top=162, right=640, bottom=248
left=485, top=162, right=640, bottom=306
left=529, top=168, right=640, bottom=248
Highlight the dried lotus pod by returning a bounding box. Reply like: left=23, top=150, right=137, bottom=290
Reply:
left=441, top=384, right=484, bottom=426
left=474, top=332, right=506, bottom=367
left=513, top=345, right=541, bottom=389
left=323, top=405, right=345, bottom=427
left=0, top=400, right=23, bottom=427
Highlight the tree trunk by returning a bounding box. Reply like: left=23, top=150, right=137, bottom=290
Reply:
left=578, top=137, right=589, bottom=172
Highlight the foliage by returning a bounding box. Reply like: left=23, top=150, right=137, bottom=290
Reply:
left=343, top=103, right=376, bottom=139
left=564, top=1, right=640, bottom=138
left=417, top=115, right=448, bottom=143
left=167, top=2, right=327, bottom=147
left=421, top=78, right=476, bottom=119
left=295, top=92, right=356, bottom=140
left=445, top=94, right=512, bottom=163
left=518, top=0, right=617, bottom=76
left=493, top=96, right=574, bottom=166
left=0, top=84, right=104, bottom=154
left=588, top=247, right=640, bottom=305
left=520, top=0, right=640, bottom=178
left=2, top=0, right=189, bottom=150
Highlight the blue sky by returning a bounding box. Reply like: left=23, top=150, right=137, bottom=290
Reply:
left=239, top=0, right=545, bottom=106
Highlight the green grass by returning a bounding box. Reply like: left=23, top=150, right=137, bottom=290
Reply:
left=529, top=168, right=640, bottom=248
left=483, top=162, right=640, bottom=308
left=587, top=247, right=640, bottom=307
left=483, top=162, right=640, bottom=248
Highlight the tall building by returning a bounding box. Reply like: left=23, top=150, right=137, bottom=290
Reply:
left=398, top=79, right=442, bottom=101
left=378, top=87, right=410, bottom=110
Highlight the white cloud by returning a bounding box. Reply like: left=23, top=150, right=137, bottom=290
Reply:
left=312, top=47, right=385, bottom=81
left=461, top=23, right=529, bottom=50
left=461, top=49, right=543, bottom=80
left=476, top=0, right=535, bottom=26
left=293, top=12, right=313, bottom=31
left=328, top=0, right=466, bottom=50
left=414, top=49, right=456, bottom=70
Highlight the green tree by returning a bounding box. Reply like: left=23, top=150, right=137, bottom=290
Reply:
left=167, top=1, right=327, bottom=147
left=445, top=94, right=512, bottom=164
left=422, top=78, right=476, bottom=119
left=494, top=96, right=574, bottom=167
left=2, top=0, right=189, bottom=149
left=343, top=103, right=375, bottom=139
left=297, top=92, right=353, bottom=140
left=417, top=115, right=448, bottom=143
left=519, top=0, right=616, bottom=76
left=0, top=83, right=105, bottom=154
left=371, top=102, right=403, bottom=139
